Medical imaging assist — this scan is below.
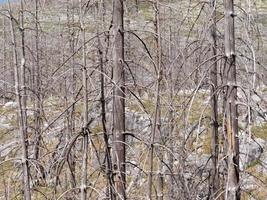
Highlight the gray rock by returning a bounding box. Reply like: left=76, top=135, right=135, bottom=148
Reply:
left=239, top=134, right=265, bottom=170
left=125, top=110, right=150, bottom=133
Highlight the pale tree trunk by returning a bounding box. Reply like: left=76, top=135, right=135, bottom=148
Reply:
left=63, top=79, right=69, bottom=192
left=8, top=1, right=31, bottom=199
left=155, top=1, right=163, bottom=199
left=19, top=0, right=31, bottom=199
left=79, top=1, right=89, bottom=199
left=33, top=0, right=43, bottom=178
left=19, top=0, right=27, bottom=139
left=209, top=0, right=220, bottom=199
left=112, top=0, right=126, bottom=198
left=66, top=0, right=76, bottom=188
left=2, top=17, right=7, bottom=103
left=223, top=0, right=240, bottom=199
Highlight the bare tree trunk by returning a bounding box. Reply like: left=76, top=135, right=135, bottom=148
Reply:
left=2, top=17, right=7, bottom=104
left=33, top=0, right=43, bottom=171
left=209, top=0, right=220, bottom=199
left=8, top=1, right=31, bottom=199
left=155, top=1, right=163, bottom=199
left=20, top=0, right=31, bottom=198
left=224, top=0, right=240, bottom=199
left=65, top=0, right=76, bottom=189
left=112, top=0, right=126, bottom=198
left=80, top=1, right=89, bottom=199
left=19, top=0, right=28, bottom=142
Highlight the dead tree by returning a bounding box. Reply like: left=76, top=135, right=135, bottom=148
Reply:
left=33, top=0, right=43, bottom=172
left=112, top=0, right=126, bottom=198
left=79, top=0, right=89, bottom=199
left=8, top=0, right=31, bottom=199
left=223, top=0, right=240, bottom=199
left=209, top=0, right=220, bottom=199
left=2, top=17, right=8, bottom=104
left=66, top=0, right=76, bottom=188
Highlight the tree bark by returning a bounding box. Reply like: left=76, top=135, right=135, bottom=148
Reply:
left=112, top=0, right=126, bottom=199
left=33, top=0, right=43, bottom=171
left=8, top=1, right=31, bottom=199
left=80, top=1, right=89, bottom=199
left=223, top=0, right=240, bottom=199
left=66, top=0, right=76, bottom=189
left=2, top=17, right=7, bottom=104
left=209, top=0, right=220, bottom=199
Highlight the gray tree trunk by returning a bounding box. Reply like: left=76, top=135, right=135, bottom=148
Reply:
left=80, top=0, right=89, bottom=199
left=112, top=0, right=126, bottom=199
left=33, top=0, right=42, bottom=170
left=2, top=17, right=7, bottom=104
left=223, top=0, right=240, bottom=199
left=8, top=1, right=31, bottom=199
left=209, top=0, right=220, bottom=199
left=66, top=0, right=76, bottom=189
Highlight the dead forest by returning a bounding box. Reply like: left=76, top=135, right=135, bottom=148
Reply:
left=0, top=0, right=267, bottom=199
